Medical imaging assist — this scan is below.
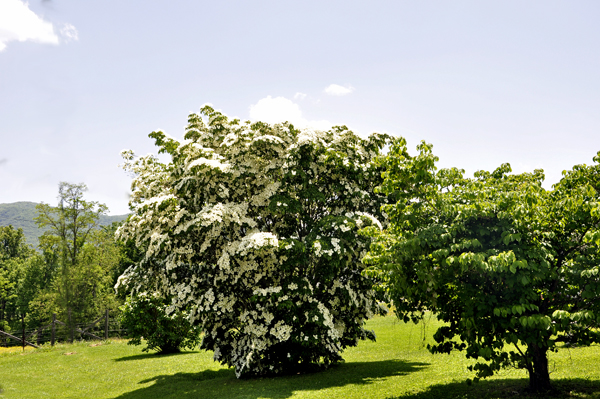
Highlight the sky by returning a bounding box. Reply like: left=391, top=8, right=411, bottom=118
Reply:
left=1, top=0, right=599, bottom=215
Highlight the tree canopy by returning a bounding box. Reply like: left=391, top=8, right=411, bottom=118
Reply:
left=365, top=138, right=600, bottom=392
left=116, top=105, right=391, bottom=377
left=0, top=225, right=32, bottom=261
left=0, top=225, right=33, bottom=329
left=36, top=183, right=108, bottom=268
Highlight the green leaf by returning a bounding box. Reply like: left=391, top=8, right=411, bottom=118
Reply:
left=520, top=317, right=528, bottom=327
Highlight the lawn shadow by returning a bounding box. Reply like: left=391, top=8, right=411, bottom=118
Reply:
left=388, top=377, right=600, bottom=399
left=111, top=359, right=429, bottom=399
left=114, top=351, right=199, bottom=362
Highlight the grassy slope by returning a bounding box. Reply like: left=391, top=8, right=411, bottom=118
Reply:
left=0, top=202, right=128, bottom=248
left=1, top=315, right=599, bottom=399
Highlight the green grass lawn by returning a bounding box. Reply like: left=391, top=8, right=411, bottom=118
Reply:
left=1, top=314, right=599, bottom=399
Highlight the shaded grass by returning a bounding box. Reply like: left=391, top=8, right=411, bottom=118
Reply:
left=394, top=378, right=600, bottom=399
left=0, top=315, right=598, bottom=398
left=112, top=359, right=428, bottom=399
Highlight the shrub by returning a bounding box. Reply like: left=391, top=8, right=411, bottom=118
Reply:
left=120, top=293, right=201, bottom=354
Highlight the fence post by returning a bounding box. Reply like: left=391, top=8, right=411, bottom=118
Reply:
left=105, top=309, right=109, bottom=340
left=21, top=314, right=25, bottom=352
left=68, top=308, right=73, bottom=343
left=51, top=313, right=56, bottom=346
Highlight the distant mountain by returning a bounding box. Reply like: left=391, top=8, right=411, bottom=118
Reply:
left=0, top=202, right=129, bottom=248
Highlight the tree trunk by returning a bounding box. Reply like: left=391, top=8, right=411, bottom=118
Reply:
left=528, top=344, right=551, bottom=392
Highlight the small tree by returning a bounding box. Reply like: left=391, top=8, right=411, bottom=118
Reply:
left=365, top=139, right=600, bottom=392
left=120, top=293, right=201, bottom=353
left=116, top=105, right=391, bottom=377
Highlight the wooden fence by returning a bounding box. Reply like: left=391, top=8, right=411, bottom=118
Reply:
left=0, top=309, right=122, bottom=349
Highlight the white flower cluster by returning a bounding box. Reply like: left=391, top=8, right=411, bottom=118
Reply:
left=116, top=105, right=391, bottom=377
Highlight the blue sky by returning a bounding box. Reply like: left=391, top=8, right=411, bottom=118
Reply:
left=1, top=0, right=599, bottom=215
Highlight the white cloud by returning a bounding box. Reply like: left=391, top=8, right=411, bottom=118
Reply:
left=324, top=84, right=355, bottom=96
left=250, top=96, right=302, bottom=123
left=249, top=96, right=333, bottom=131
left=293, top=92, right=307, bottom=100
left=0, top=0, right=60, bottom=52
left=60, top=23, right=78, bottom=43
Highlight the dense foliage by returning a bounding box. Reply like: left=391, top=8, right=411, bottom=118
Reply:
left=0, top=226, right=33, bottom=330
left=120, top=292, right=201, bottom=353
left=116, top=105, right=391, bottom=377
left=366, top=138, right=600, bottom=392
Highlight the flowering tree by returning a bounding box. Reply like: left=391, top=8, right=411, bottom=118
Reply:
left=116, top=105, right=391, bottom=377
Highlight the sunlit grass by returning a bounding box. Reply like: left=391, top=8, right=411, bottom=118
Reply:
left=0, top=346, right=36, bottom=354
left=0, top=315, right=598, bottom=398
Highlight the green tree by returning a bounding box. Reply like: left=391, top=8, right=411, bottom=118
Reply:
left=0, top=226, right=32, bottom=330
left=0, top=225, right=32, bottom=260
left=69, top=228, right=122, bottom=320
left=14, top=253, right=58, bottom=328
left=365, top=139, right=600, bottom=392
left=0, top=267, right=14, bottom=329
left=35, top=182, right=112, bottom=333
left=117, top=105, right=391, bottom=377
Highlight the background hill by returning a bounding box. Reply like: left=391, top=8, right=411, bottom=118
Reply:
left=0, top=202, right=129, bottom=248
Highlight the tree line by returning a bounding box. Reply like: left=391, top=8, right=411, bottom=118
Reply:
left=0, top=183, right=130, bottom=339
